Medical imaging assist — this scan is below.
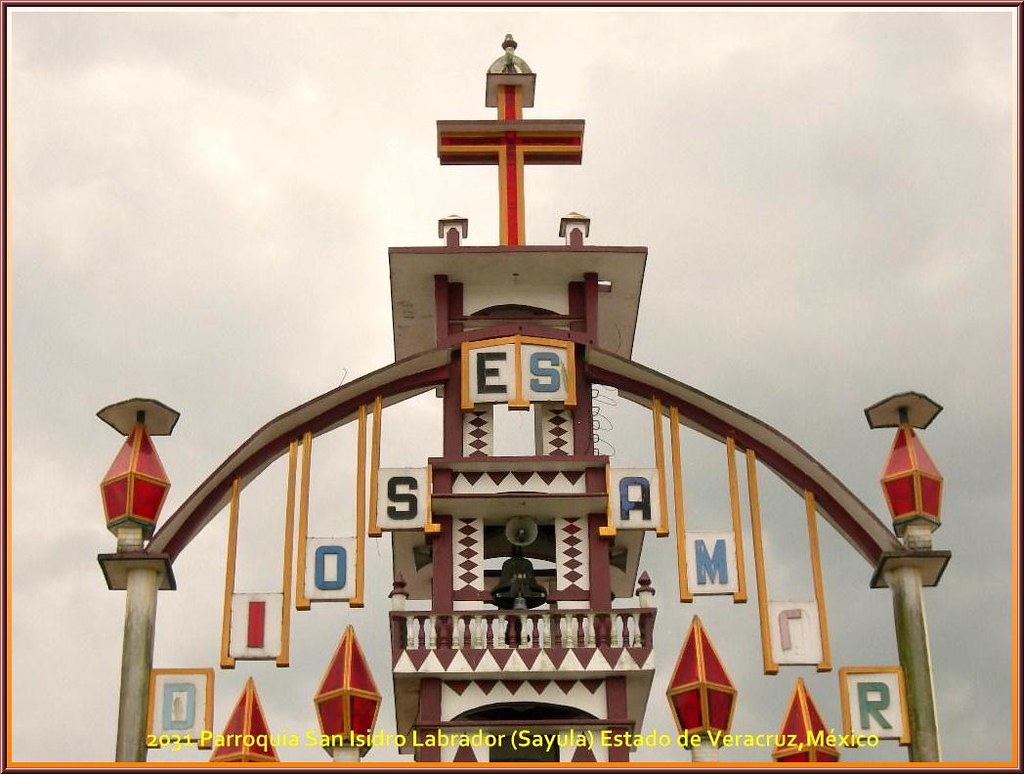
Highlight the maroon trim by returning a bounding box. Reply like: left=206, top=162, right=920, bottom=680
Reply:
left=414, top=719, right=636, bottom=729
left=428, top=454, right=608, bottom=467
left=568, top=281, right=585, bottom=333
left=605, top=677, right=630, bottom=762
left=446, top=324, right=591, bottom=349
left=431, top=515, right=454, bottom=612
left=416, top=680, right=443, bottom=762
left=583, top=272, right=599, bottom=343
left=587, top=514, right=611, bottom=610
left=153, top=363, right=450, bottom=560
left=390, top=246, right=646, bottom=256
left=443, top=353, right=463, bottom=458
left=449, top=282, right=464, bottom=336
left=573, top=348, right=595, bottom=455
left=432, top=467, right=453, bottom=496
left=588, top=363, right=886, bottom=563
left=433, top=275, right=448, bottom=346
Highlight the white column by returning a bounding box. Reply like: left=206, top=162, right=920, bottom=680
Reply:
left=332, top=744, right=361, bottom=762
left=114, top=567, right=160, bottom=761
left=886, top=564, right=942, bottom=761
left=690, top=733, right=719, bottom=762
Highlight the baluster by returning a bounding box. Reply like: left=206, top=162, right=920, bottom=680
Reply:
left=583, top=613, right=593, bottom=647
left=609, top=613, right=620, bottom=647
left=576, top=613, right=586, bottom=647
left=630, top=613, right=641, bottom=647
left=415, top=615, right=426, bottom=649
left=541, top=613, right=552, bottom=648
left=485, top=615, right=495, bottom=649
left=505, top=614, right=519, bottom=648
left=640, top=611, right=654, bottom=648
left=472, top=615, right=483, bottom=648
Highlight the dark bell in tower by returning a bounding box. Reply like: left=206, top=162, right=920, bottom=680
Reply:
left=490, top=547, right=548, bottom=610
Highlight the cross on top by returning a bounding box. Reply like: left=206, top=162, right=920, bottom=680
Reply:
left=437, top=35, right=585, bottom=246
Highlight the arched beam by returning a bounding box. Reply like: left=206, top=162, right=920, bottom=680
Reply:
left=585, top=347, right=901, bottom=564
left=147, top=349, right=452, bottom=560
left=149, top=339, right=898, bottom=566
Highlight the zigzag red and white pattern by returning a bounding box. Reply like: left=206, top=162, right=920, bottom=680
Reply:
left=453, top=518, right=484, bottom=591
left=463, top=407, right=493, bottom=457
left=451, top=469, right=585, bottom=494
left=556, top=517, right=589, bottom=591
left=538, top=404, right=574, bottom=455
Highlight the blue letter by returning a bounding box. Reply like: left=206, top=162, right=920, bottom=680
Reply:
left=618, top=477, right=652, bottom=522
left=162, top=683, right=196, bottom=730
left=529, top=352, right=561, bottom=393
left=694, top=539, right=729, bottom=585
left=314, top=545, right=347, bottom=591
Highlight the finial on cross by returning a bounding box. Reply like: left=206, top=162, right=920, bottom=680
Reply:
left=437, top=37, right=584, bottom=246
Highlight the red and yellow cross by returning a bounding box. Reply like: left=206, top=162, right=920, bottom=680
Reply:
left=437, top=84, right=584, bottom=246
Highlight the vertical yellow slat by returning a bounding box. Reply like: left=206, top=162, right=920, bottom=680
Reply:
left=670, top=406, right=692, bottom=602
left=350, top=404, right=367, bottom=608
left=276, top=441, right=298, bottom=667
left=368, top=396, right=383, bottom=538
left=805, top=489, right=832, bottom=671
left=294, top=432, right=312, bottom=610
left=424, top=463, right=440, bottom=534
left=219, top=477, right=241, bottom=669
left=726, top=437, right=748, bottom=603
left=746, top=449, right=778, bottom=674
left=651, top=397, right=670, bottom=537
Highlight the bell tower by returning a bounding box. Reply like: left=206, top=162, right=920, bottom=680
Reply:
left=385, top=36, right=657, bottom=763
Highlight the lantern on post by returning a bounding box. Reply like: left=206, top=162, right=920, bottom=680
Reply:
left=666, top=615, right=736, bottom=761
left=98, top=398, right=178, bottom=552
left=772, top=677, right=839, bottom=762
left=864, top=391, right=943, bottom=550
left=314, top=624, right=382, bottom=761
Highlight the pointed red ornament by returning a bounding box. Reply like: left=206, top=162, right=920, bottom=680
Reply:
left=209, top=677, right=279, bottom=762
left=881, top=423, right=943, bottom=536
left=100, top=422, right=171, bottom=538
left=772, top=678, right=839, bottom=762
left=314, top=625, right=382, bottom=754
left=666, top=616, right=737, bottom=743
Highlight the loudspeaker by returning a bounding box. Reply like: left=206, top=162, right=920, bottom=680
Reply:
left=505, top=516, right=538, bottom=547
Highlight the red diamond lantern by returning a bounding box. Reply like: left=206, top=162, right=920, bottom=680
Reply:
left=865, top=392, right=943, bottom=538
left=98, top=398, right=178, bottom=542
left=666, top=616, right=736, bottom=744
left=314, top=624, right=382, bottom=756
left=209, top=677, right=279, bottom=762
left=772, top=678, right=838, bottom=762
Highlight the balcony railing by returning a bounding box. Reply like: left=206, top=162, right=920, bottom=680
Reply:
left=390, top=608, right=655, bottom=656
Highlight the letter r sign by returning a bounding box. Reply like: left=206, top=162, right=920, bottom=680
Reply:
left=838, top=667, right=910, bottom=745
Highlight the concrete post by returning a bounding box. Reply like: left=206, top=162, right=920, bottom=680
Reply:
left=886, top=564, right=941, bottom=761
left=332, top=744, right=361, bottom=762
left=690, top=734, right=719, bottom=762
left=114, top=566, right=160, bottom=762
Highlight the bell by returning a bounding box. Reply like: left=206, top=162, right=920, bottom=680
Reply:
left=490, top=547, right=548, bottom=610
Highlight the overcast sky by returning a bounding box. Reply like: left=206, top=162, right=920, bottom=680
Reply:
left=7, top=7, right=1016, bottom=765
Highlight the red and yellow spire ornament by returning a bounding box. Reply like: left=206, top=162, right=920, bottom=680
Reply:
left=209, top=677, right=279, bottom=763
left=865, top=391, right=943, bottom=549
left=313, top=625, right=382, bottom=758
left=772, top=677, right=839, bottom=762
left=666, top=616, right=737, bottom=747
left=437, top=34, right=584, bottom=246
